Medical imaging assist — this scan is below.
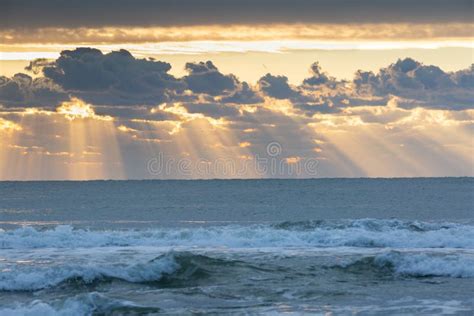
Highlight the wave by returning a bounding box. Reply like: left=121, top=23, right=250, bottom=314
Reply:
left=1, top=219, right=473, bottom=250
left=3, top=249, right=474, bottom=292
left=0, top=252, right=227, bottom=292
left=336, top=251, right=474, bottom=278
left=0, top=292, right=160, bottom=316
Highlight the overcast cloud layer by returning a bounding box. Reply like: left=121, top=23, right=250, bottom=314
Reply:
left=1, top=0, right=472, bottom=29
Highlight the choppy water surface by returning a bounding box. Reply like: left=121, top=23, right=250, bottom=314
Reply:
left=0, top=179, right=473, bottom=315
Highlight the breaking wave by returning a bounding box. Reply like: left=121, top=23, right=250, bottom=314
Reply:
left=0, top=252, right=227, bottom=291
left=1, top=219, right=473, bottom=249
left=336, top=251, right=474, bottom=278
left=0, top=292, right=161, bottom=316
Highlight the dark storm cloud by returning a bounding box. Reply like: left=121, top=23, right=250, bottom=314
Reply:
left=452, top=65, right=474, bottom=89
left=182, top=61, right=262, bottom=103
left=257, top=66, right=343, bottom=114
left=256, top=58, right=474, bottom=116
left=220, top=82, right=264, bottom=105
left=0, top=0, right=471, bottom=29
left=39, top=48, right=184, bottom=105
left=353, top=58, right=474, bottom=110
left=0, top=73, right=67, bottom=107
left=302, top=62, right=339, bottom=88
left=258, top=74, right=299, bottom=100
left=1, top=48, right=263, bottom=109
left=183, top=61, right=239, bottom=96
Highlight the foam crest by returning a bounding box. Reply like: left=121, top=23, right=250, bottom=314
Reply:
left=340, top=251, right=474, bottom=278
left=1, top=219, right=473, bottom=250
left=0, top=253, right=179, bottom=291
left=0, top=292, right=158, bottom=316
left=375, top=252, right=474, bottom=278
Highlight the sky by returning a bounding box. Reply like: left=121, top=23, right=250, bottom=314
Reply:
left=0, top=0, right=473, bottom=180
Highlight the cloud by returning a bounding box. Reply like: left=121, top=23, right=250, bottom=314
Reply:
left=220, top=82, right=264, bottom=104
left=1, top=0, right=471, bottom=29
left=256, top=63, right=350, bottom=115
left=0, top=117, right=22, bottom=131
left=2, top=51, right=474, bottom=179
left=39, top=48, right=183, bottom=106
left=356, top=58, right=455, bottom=92
left=183, top=61, right=239, bottom=96
left=2, top=24, right=472, bottom=45
left=180, top=103, right=241, bottom=119
left=0, top=73, right=67, bottom=107
left=16, top=50, right=262, bottom=109
left=302, top=62, right=336, bottom=87
left=353, top=58, right=474, bottom=110
left=258, top=74, right=299, bottom=99
left=94, top=106, right=181, bottom=122
left=255, top=58, right=474, bottom=116
left=452, top=64, right=474, bottom=88
left=0, top=48, right=472, bottom=117
left=181, top=61, right=263, bottom=105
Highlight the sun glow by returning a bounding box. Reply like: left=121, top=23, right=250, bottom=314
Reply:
left=0, top=99, right=124, bottom=180
left=0, top=118, right=22, bottom=132
left=307, top=104, right=474, bottom=177
left=57, top=98, right=113, bottom=121
left=1, top=101, right=472, bottom=179
left=158, top=102, right=230, bottom=130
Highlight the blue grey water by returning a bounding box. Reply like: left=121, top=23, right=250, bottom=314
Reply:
left=0, top=178, right=473, bottom=315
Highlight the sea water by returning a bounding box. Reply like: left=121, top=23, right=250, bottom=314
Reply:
left=0, top=178, right=473, bottom=315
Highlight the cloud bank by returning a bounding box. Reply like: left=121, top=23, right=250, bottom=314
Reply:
left=1, top=0, right=472, bottom=29
left=1, top=48, right=472, bottom=113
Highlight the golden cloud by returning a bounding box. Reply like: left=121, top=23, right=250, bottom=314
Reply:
left=0, top=23, right=472, bottom=46
left=56, top=98, right=113, bottom=121
left=0, top=118, right=22, bottom=132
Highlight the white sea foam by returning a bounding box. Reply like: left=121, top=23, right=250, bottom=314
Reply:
left=318, top=299, right=473, bottom=315
left=374, top=252, right=474, bottom=278
left=2, top=249, right=474, bottom=292
left=1, top=219, right=473, bottom=250
left=0, top=253, right=179, bottom=291
left=337, top=250, right=474, bottom=278
left=0, top=292, right=150, bottom=316
left=1, top=219, right=473, bottom=292
left=0, top=301, right=86, bottom=316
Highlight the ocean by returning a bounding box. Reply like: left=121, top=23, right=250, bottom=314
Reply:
left=0, top=178, right=473, bottom=315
